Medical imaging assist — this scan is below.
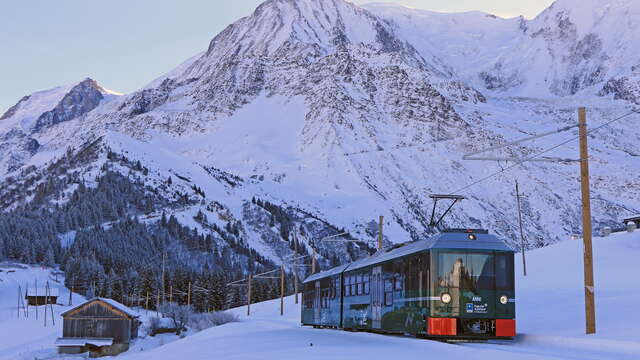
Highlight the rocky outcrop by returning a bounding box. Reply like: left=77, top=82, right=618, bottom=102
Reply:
left=33, top=78, right=106, bottom=132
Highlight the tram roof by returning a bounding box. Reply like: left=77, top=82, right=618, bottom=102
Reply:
left=303, top=231, right=512, bottom=283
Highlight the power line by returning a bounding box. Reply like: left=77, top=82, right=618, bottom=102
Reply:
left=453, top=110, right=639, bottom=195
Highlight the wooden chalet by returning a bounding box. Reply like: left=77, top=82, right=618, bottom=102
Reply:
left=25, top=287, right=59, bottom=306
left=55, top=298, right=141, bottom=357
left=624, top=216, right=640, bottom=227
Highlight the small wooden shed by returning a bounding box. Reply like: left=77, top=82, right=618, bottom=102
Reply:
left=624, top=216, right=640, bottom=227
left=56, top=298, right=141, bottom=357
left=25, top=287, right=59, bottom=306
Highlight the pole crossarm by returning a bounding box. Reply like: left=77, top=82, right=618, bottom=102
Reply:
left=227, top=268, right=282, bottom=286
left=463, top=124, right=580, bottom=162
left=319, top=232, right=350, bottom=242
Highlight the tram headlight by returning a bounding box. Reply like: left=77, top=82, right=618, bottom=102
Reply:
left=441, top=293, right=452, bottom=304
left=500, top=295, right=508, bottom=305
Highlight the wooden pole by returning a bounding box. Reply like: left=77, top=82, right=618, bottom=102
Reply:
left=25, top=283, right=29, bottom=318
left=44, top=283, right=48, bottom=327
left=312, top=249, right=317, bottom=274
left=17, top=285, right=21, bottom=318
left=579, top=107, right=596, bottom=334
left=161, top=251, right=166, bottom=306
left=378, top=215, right=384, bottom=251
left=145, top=291, right=149, bottom=310
left=187, top=281, right=191, bottom=307
left=69, top=286, right=73, bottom=306
left=280, top=266, right=285, bottom=316
left=515, top=180, right=527, bottom=276
left=35, top=279, right=38, bottom=320
left=294, top=230, right=298, bottom=305
left=48, top=282, right=55, bottom=326
left=169, top=285, right=173, bottom=304
left=247, top=274, right=252, bottom=316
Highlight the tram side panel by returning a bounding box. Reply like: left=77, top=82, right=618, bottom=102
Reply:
left=302, top=276, right=343, bottom=327
left=342, top=268, right=373, bottom=330
left=379, top=253, right=430, bottom=335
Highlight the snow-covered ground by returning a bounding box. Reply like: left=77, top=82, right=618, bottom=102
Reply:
left=0, top=264, right=83, bottom=360
left=0, top=264, right=179, bottom=360
left=1, top=230, right=638, bottom=359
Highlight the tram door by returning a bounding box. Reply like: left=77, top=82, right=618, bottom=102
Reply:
left=371, top=266, right=383, bottom=329
left=314, top=281, right=321, bottom=324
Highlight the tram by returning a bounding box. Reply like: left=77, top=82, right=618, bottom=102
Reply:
left=301, top=229, right=516, bottom=339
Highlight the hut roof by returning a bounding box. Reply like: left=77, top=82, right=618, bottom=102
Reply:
left=25, top=287, right=59, bottom=297
left=61, top=297, right=140, bottom=318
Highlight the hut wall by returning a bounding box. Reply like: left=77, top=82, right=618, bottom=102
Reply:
left=63, top=319, right=132, bottom=343
left=27, top=296, right=58, bottom=306
left=62, top=301, right=133, bottom=344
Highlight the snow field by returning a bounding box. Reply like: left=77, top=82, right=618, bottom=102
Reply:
left=120, top=230, right=640, bottom=360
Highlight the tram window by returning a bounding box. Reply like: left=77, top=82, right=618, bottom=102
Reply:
left=364, top=273, right=370, bottom=295
left=496, top=253, right=514, bottom=290
left=351, top=275, right=358, bottom=295
left=394, top=275, right=403, bottom=291
left=304, top=291, right=314, bottom=309
left=384, top=279, right=393, bottom=306
left=438, top=252, right=495, bottom=291
left=346, top=276, right=352, bottom=297
left=357, top=274, right=362, bottom=295
left=334, top=278, right=340, bottom=298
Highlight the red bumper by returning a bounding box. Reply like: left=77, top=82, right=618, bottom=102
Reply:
left=496, top=319, right=516, bottom=337
left=428, top=318, right=457, bottom=336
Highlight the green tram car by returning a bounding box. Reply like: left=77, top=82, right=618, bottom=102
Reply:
left=301, top=229, right=516, bottom=339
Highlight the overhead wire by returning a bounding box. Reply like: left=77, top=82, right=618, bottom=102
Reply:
left=452, top=109, right=639, bottom=195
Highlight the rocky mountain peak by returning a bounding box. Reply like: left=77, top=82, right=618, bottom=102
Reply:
left=32, top=77, right=118, bottom=132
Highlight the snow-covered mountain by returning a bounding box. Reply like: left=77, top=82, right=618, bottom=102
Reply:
left=366, top=0, right=640, bottom=98
left=1, top=0, right=639, bottom=275
left=0, top=78, right=120, bottom=174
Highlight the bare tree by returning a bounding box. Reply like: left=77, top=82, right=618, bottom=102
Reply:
left=159, top=302, right=192, bottom=335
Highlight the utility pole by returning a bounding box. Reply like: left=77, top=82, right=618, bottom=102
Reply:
left=293, top=229, right=299, bottom=304
left=515, top=180, right=527, bottom=276
left=69, top=286, right=73, bottom=306
left=187, top=281, right=191, bottom=307
left=44, top=283, right=48, bottom=327
left=579, top=107, right=596, bottom=334
left=161, top=251, right=166, bottom=306
left=378, top=216, right=384, bottom=251
left=280, top=265, right=285, bottom=316
left=247, top=274, right=252, bottom=316
left=47, top=282, right=55, bottom=326
left=312, top=248, right=317, bottom=274
left=17, top=286, right=21, bottom=318
left=35, top=280, right=38, bottom=320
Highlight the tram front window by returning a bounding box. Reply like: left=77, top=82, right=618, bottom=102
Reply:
left=437, top=252, right=495, bottom=294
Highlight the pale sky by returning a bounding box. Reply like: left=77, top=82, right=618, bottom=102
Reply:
left=0, top=0, right=554, bottom=113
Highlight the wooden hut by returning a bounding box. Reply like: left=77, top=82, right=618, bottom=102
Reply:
left=624, top=216, right=640, bottom=227
left=55, top=298, right=141, bottom=357
left=25, top=287, right=59, bottom=306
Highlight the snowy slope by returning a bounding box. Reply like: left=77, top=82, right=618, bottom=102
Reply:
left=109, top=230, right=640, bottom=360
left=0, top=264, right=84, bottom=360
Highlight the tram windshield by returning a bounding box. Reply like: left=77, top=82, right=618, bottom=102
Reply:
left=436, top=252, right=512, bottom=293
